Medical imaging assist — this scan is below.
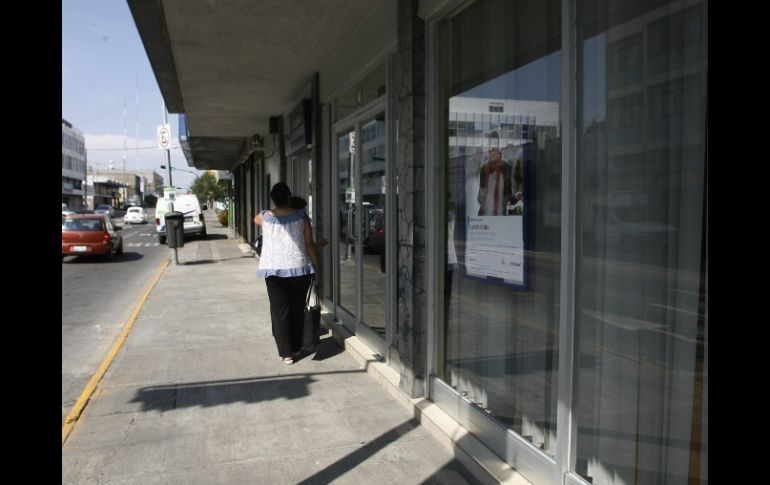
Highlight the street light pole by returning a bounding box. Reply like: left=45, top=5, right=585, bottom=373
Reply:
left=161, top=164, right=199, bottom=180
left=160, top=101, right=179, bottom=266
left=123, top=95, right=128, bottom=209
left=163, top=105, right=172, bottom=188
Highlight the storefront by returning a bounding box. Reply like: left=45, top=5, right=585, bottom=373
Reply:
left=129, top=0, right=707, bottom=482
left=321, top=0, right=707, bottom=483
left=423, top=0, right=707, bottom=483
left=328, top=63, right=394, bottom=361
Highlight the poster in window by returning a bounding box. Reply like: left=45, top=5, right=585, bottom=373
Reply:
left=464, top=133, right=530, bottom=290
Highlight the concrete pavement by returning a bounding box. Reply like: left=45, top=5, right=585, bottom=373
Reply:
left=61, top=210, right=502, bottom=485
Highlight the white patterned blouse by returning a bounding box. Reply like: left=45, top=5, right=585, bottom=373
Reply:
left=256, top=208, right=316, bottom=278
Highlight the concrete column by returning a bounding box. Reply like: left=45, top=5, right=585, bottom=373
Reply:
left=394, top=0, right=427, bottom=398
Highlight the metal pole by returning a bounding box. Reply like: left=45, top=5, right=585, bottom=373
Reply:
left=123, top=95, right=127, bottom=209
left=163, top=103, right=172, bottom=187
left=135, top=75, right=139, bottom=205
left=83, top=159, right=88, bottom=210
left=162, top=101, right=177, bottom=265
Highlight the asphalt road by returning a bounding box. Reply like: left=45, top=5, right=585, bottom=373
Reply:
left=61, top=210, right=169, bottom=425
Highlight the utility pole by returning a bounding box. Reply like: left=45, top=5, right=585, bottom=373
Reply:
left=83, top=155, right=88, bottom=210
left=123, top=94, right=127, bottom=209
left=163, top=102, right=172, bottom=187
left=135, top=75, right=139, bottom=204
left=161, top=100, right=177, bottom=265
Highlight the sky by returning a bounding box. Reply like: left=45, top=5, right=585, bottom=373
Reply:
left=62, top=0, right=202, bottom=192
left=461, top=35, right=606, bottom=127
left=463, top=50, right=562, bottom=102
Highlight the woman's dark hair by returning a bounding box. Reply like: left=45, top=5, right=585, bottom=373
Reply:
left=270, top=182, right=291, bottom=207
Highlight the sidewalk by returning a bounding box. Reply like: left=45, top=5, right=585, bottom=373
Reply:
left=61, top=210, right=490, bottom=485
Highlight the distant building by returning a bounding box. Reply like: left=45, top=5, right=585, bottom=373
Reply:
left=85, top=168, right=164, bottom=208
left=86, top=174, right=124, bottom=210
left=61, top=119, right=86, bottom=210
left=132, top=169, right=165, bottom=197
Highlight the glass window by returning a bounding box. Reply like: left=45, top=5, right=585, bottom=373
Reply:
left=334, top=63, right=386, bottom=122
left=438, top=0, right=562, bottom=455
left=575, top=0, right=707, bottom=483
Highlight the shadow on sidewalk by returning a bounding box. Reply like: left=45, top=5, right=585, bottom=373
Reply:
left=290, top=335, right=344, bottom=363
left=181, top=255, right=254, bottom=265
left=295, top=419, right=484, bottom=485
left=130, top=369, right=366, bottom=412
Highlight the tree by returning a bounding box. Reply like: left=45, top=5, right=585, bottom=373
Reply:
left=190, top=172, right=227, bottom=209
left=216, top=179, right=230, bottom=209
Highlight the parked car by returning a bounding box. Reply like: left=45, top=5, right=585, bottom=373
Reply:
left=62, top=210, right=76, bottom=219
left=95, top=204, right=116, bottom=218
left=364, top=208, right=384, bottom=253
left=123, top=206, right=148, bottom=224
left=154, top=194, right=207, bottom=244
left=62, top=214, right=123, bottom=261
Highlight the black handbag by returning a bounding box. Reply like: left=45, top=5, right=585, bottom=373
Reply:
left=302, top=276, right=321, bottom=350
left=254, top=235, right=263, bottom=256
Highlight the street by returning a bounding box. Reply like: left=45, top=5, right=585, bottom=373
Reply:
left=62, top=210, right=169, bottom=425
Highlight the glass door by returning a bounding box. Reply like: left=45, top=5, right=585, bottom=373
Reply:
left=334, top=104, right=389, bottom=357
left=336, top=129, right=356, bottom=321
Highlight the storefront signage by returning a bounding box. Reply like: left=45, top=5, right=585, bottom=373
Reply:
left=287, top=99, right=312, bottom=154
left=466, top=216, right=524, bottom=284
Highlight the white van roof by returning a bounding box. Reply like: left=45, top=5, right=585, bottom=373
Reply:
left=172, top=194, right=200, bottom=206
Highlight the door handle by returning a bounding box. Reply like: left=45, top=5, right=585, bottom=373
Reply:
left=347, top=206, right=357, bottom=241
left=363, top=209, right=372, bottom=241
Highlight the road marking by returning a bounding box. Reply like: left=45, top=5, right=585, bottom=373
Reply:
left=62, top=257, right=170, bottom=446
left=126, top=242, right=160, bottom=247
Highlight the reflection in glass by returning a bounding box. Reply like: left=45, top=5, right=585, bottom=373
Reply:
left=439, top=0, right=561, bottom=456
left=337, top=132, right=356, bottom=314
left=575, top=0, right=708, bottom=483
left=335, top=63, right=387, bottom=122
left=360, top=114, right=387, bottom=337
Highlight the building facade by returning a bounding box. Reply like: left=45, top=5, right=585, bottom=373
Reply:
left=86, top=174, right=125, bottom=210
left=85, top=169, right=164, bottom=208
left=131, top=1, right=708, bottom=483
left=61, top=118, right=86, bottom=210
left=131, top=169, right=165, bottom=200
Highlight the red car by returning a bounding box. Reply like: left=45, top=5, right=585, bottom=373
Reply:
left=62, top=214, right=124, bottom=261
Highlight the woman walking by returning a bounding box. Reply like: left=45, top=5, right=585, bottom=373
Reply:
left=255, top=182, right=321, bottom=365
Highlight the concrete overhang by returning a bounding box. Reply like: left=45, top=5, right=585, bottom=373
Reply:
left=128, top=0, right=383, bottom=170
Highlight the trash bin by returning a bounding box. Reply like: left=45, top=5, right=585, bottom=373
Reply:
left=165, top=211, right=185, bottom=248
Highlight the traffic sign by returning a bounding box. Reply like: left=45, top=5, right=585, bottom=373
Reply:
left=157, top=123, right=171, bottom=149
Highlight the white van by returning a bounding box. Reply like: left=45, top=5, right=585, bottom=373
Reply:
left=155, top=193, right=207, bottom=244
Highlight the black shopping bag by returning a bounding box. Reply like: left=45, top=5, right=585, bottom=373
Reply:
left=302, top=276, right=321, bottom=350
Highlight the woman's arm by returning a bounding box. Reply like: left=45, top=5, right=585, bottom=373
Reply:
left=304, top=215, right=321, bottom=271
left=253, top=212, right=263, bottom=226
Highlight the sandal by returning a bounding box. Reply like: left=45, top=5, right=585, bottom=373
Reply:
left=282, top=357, right=294, bottom=365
